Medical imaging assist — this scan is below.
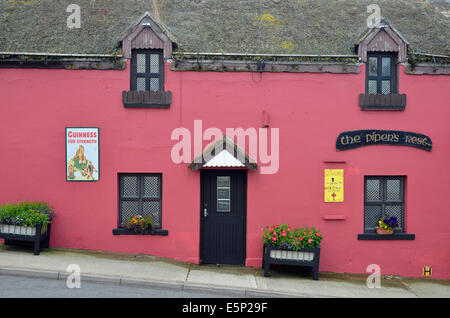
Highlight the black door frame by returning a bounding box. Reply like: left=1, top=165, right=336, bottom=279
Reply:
left=199, top=169, right=247, bottom=265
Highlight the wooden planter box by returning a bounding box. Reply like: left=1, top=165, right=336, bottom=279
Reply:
left=263, top=244, right=321, bottom=280
left=0, top=223, right=51, bottom=255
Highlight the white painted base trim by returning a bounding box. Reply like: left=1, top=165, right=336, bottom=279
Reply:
left=269, top=250, right=314, bottom=261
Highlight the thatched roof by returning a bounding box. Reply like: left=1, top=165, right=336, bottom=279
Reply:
left=0, top=0, right=448, bottom=56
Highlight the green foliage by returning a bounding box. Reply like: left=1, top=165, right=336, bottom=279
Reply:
left=262, top=223, right=323, bottom=250
left=124, top=215, right=153, bottom=234
left=0, top=201, right=53, bottom=227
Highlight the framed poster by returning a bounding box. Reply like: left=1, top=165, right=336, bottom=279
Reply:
left=324, top=169, right=343, bottom=202
left=66, top=127, right=99, bottom=181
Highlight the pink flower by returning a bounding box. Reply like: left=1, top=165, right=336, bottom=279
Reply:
left=308, top=238, right=312, bottom=243
left=308, top=231, right=313, bottom=235
left=316, top=233, right=321, bottom=237
left=272, top=237, right=277, bottom=241
left=268, top=228, right=273, bottom=232
left=281, top=231, right=286, bottom=237
left=299, top=237, right=304, bottom=241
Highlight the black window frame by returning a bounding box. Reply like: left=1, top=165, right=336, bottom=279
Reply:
left=365, top=52, right=398, bottom=95
left=118, top=173, right=163, bottom=230
left=364, top=176, right=405, bottom=233
left=130, top=49, right=164, bottom=92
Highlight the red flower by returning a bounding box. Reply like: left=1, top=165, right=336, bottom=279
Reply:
left=308, top=231, right=313, bottom=235
left=299, top=236, right=304, bottom=241
left=316, top=233, right=321, bottom=237
left=268, top=228, right=273, bottom=232
left=308, top=238, right=312, bottom=243
left=272, top=237, right=277, bottom=241
left=303, top=231, right=307, bottom=235
left=281, top=231, right=286, bottom=237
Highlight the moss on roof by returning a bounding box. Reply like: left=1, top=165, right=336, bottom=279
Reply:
left=0, top=0, right=448, bottom=56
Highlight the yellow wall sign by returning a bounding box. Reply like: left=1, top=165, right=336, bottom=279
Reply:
left=324, top=169, right=344, bottom=202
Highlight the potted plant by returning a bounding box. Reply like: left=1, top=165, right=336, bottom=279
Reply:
left=124, top=215, right=153, bottom=234
left=0, top=201, right=54, bottom=255
left=262, top=223, right=323, bottom=280
left=376, top=216, right=398, bottom=235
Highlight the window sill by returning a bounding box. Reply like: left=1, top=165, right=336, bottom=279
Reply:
left=122, top=90, right=172, bottom=108
left=357, top=233, right=415, bottom=240
left=359, top=93, right=406, bottom=110
left=112, top=228, right=168, bottom=236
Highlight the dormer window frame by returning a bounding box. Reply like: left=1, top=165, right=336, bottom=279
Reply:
left=365, top=52, right=398, bottom=95
left=130, top=49, right=164, bottom=92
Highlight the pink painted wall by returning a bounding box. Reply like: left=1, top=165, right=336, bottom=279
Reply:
left=0, top=61, right=449, bottom=278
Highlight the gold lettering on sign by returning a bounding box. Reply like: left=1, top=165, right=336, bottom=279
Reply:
left=366, top=132, right=399, bottom=144
left=341, top=135, right=362, bottom=146
left=405, top=135, right=431, bottom=147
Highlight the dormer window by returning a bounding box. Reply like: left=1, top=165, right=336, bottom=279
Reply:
left=355, top=18, right=407, bottom=110
left=121, top=12, right=176, bottom=108
left=366, top=53, right=397, bottom=95
left=131, top=49, right=164, bottom=92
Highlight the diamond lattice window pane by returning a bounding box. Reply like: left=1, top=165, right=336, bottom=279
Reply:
left=150, top=78, right=159, bottom=91
left=136, top=77, right=146, bottom=91
left=136, top=54, right=146, bottom=73
left=143, top=176, right=160, bottom=198
left=364, top=205, right=382, bottom=230
left=368, top=80, right=377, bottom=94
left=386, top=179, right=401, bottom=201
left=142, top=201, right=161, bottom=227
left=368, top=57, right=378, bottom=76
left=385, top=205, right=403, bottom=230
left=382, top=57, right=391, bottom=76
left=366, top=179, right=381, bottom=201
left=150, top=54, right=160, bottom=73
left=122, top=176, right=138, bottom=197
left=382, top=80, right=391, bottom=94
left=120, top=201, right=139, bottom=225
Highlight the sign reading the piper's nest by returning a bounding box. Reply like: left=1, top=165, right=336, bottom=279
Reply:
left=324, top=169, right=344, bottom=202
left=66, top=127, right=99, bottom=181
left=336, top=130, right=432, bottom=152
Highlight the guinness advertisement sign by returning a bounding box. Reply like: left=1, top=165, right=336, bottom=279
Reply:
left=336, top=130, right=432, bottom=152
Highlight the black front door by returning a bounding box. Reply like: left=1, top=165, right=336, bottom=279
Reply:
left=200, top=170, right=247, bottom=265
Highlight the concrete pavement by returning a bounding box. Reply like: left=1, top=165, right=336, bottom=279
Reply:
left=0, top=244, right=448, bottom=298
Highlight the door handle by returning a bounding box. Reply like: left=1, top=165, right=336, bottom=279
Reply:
left=204, top=208, right=208, bottom=217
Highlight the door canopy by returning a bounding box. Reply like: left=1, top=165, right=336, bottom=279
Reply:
left=189, top=136, right=257, bottom=171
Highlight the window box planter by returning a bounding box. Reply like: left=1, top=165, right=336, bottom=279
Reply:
left=112, top=227, right=168, bottom=236
left=0, top=223, right=51, bottom=255
left=122, top=90, right=172, bottom=108
left=376, top=227, right=393, bottom=235
left=359, top=93, right=406, bottom=110
left=262, top=244, right=321, bottom=280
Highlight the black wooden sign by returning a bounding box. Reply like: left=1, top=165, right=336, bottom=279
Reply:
left=336, top=130, right=432, bottom=151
